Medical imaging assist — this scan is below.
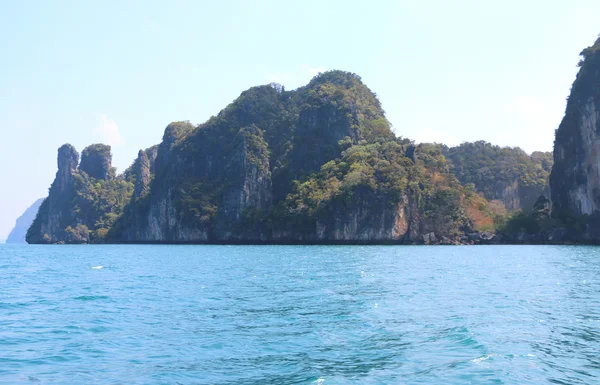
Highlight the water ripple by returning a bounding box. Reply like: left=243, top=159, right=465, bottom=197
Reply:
left=0, top=244, right=599, bottom=384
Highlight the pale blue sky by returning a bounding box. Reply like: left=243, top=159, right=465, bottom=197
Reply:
left=1, top=0, right=598, bottom=240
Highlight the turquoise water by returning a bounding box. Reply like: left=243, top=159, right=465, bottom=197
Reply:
left=1, top=245, right=599, bottom=384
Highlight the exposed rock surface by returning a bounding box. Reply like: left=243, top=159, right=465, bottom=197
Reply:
left=79, top=144, right=112, bottom=180
left=551, top=36, right=600, bottom=220
left=133, top=150, right=151, bottom=199
left=27, top=144, right=132, bottom=244
left=27, top=144, right=80, bottom=244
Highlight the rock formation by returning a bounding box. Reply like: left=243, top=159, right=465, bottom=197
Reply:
left=133, top=150, right=151, bottom=199
left=551, top=36, right=600, bottom=220
left=79, top=144, right=112, bottom=180
left=29, top=71, right=498, bottom=244
left=27, top=144, right=132, bottom=244
left=26, top=144, right=79, bottom=244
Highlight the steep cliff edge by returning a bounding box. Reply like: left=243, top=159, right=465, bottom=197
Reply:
left=6, top=198, right=44, bottom=243
left=26, top=144, right=80, bottom=244
left=80, top=144, right=113, bottom=180
left=489, top=35, right=600, bottom=244
left=551, top=36, right=600, bottom=220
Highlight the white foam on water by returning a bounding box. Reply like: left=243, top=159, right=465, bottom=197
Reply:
left=472, top=354, right=496, bottom=364
left=91, top=266, right=103, bottom=270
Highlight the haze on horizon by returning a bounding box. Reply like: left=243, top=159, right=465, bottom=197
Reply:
left=1, top=0, right=599, bottom=240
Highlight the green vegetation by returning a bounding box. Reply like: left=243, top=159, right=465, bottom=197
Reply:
left=414, top=142, right=499, bottom=233
left=28, top=70, right=566, bottom=244
left=275, top=139, right=498, bottom=238
left=443, top=141, right=552, bottom=212
left=175, top=178, right=220, bottom=224
left=578, top=35, right=600, bottom=66
left=283, top=141, right=413, bottom=217
left=27, top=144, right=134, bottom=244
left=499, top=195, right=555, bottom=234
left=71, top=172, right=134, bottom=241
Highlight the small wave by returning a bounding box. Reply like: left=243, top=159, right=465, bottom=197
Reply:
left=73, top=295, right=109, bottom=301
left=91, top=266, right=103, bottom=269
left=0, top=302, right=29, bottom=309
left=472, top=354, right=496, bottom=364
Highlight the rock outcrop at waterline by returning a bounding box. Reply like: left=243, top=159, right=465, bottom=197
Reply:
left=28, top=71, right=502, bottom=244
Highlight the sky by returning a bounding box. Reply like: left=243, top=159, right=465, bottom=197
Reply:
left=0, top=0, right=599, bottom=240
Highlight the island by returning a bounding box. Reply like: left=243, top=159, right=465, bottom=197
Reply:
left=26, top=35, right=600, bottom=244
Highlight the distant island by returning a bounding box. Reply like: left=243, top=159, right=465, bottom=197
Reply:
left=26, top=35, right=600, bottom=245
left=7, top=198, right=43, bottom=243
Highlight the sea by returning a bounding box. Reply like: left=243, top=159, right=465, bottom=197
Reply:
left=1, top=244, right=599, bottom=384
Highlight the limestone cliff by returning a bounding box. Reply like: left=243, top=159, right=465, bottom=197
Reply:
left=80, top=144, right=113, bottom=180
left=213, top=125, right=272, bottom=240
left=27, top=144, right=133, bottom=244
left=31, top=71, right=496, bottom=244
left=551, top=36, right=600, bottom=219
left=27, top=144, right=80, bottom=244
left=133, top=150, right=151, bottom=199
left=271, top=191, right=422, bottom=243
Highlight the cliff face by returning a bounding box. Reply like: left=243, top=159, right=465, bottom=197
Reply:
left=6, top=198, right=44, bottom=243
left=27, top=144, right=80, bottom=244
left=31, top=71, right=496, bottom=244
left=80, top=144, right=113, bottom=180
left=484, top=179, right=549, bottom=214
left=290, top=192, right=422, bottom=242
left=551, top=37, right=600, bottom=219
left=133, top=150, right=151, bottom=199
left=214, top=125, right=272, bottom=240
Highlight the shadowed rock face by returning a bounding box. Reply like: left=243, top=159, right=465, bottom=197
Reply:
left=133, top=150, right=151, bottom=199
left=27, top=143, right=133, bottom=244
left=80, top=144, right=112, bottom=180
left=55, top=144, right=79, bottom=194
left=26, top=144, right=80, bottom=244
left=551, top=37, right=600, bottom=219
